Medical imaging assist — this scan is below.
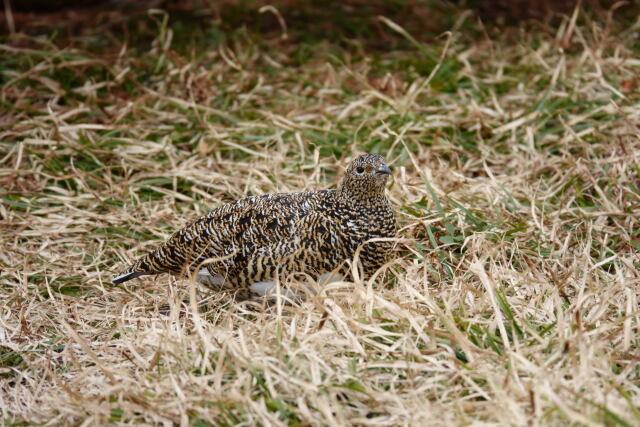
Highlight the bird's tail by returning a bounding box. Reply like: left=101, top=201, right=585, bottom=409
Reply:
left=112, top=230, right=205, bottom=284
left=112, top=270, right=146, bottom=284
left=112, top=257, right=154, bottom=285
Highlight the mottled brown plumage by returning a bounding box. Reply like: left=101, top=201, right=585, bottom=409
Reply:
left=112, top=154, right=396, bottom=290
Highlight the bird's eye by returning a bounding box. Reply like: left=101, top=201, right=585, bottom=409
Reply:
left=356, top=167, right=365, bottom=174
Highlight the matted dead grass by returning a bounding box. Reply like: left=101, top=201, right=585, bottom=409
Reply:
left=1, top=3, right=639, bottom=425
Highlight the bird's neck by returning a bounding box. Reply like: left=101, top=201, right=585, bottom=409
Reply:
left=337, top=185, right=388, bottom=207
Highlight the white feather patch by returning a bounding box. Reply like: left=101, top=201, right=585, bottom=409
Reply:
left=196, top=269, right=226, bottom=286
left=318, top=272, right=344, bottom=285
left=250, top=281, right=277, bottom=296
left=250, top=272, right=343, bottom=298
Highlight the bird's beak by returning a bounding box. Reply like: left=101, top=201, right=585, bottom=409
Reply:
left=376, top=164, right=392, bottom=175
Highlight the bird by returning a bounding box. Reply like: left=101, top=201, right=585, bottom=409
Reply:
left=112, top=154, right=396, bottom=295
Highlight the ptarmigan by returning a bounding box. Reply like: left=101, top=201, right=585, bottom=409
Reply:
left=112, top=154, right=396, bottom=294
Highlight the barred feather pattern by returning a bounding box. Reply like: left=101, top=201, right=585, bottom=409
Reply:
left=113, top=154, right=396, bottom=288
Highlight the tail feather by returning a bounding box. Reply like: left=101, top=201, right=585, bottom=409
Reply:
left=112, top=270, right=146, bottom=284
left=112, top=257, right=153, bottom=285
left=113, top=237, right=192, bottom=284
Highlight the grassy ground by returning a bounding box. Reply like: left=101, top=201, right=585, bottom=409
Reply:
left=1, top=2, right=639, bottom=425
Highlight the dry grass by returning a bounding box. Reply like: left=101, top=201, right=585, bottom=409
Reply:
left=1, top=3, right=639, bottom=425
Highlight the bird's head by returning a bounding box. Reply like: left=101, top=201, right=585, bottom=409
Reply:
left=339, top=154, right=392, bottom=200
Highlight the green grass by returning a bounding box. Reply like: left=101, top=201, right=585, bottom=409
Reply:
left=1, top=1, right=639, bottom=425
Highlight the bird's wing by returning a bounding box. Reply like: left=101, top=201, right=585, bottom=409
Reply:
left=114, top=192, right=321, bottom=282
left=240, top=210, right=349, bottom=283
